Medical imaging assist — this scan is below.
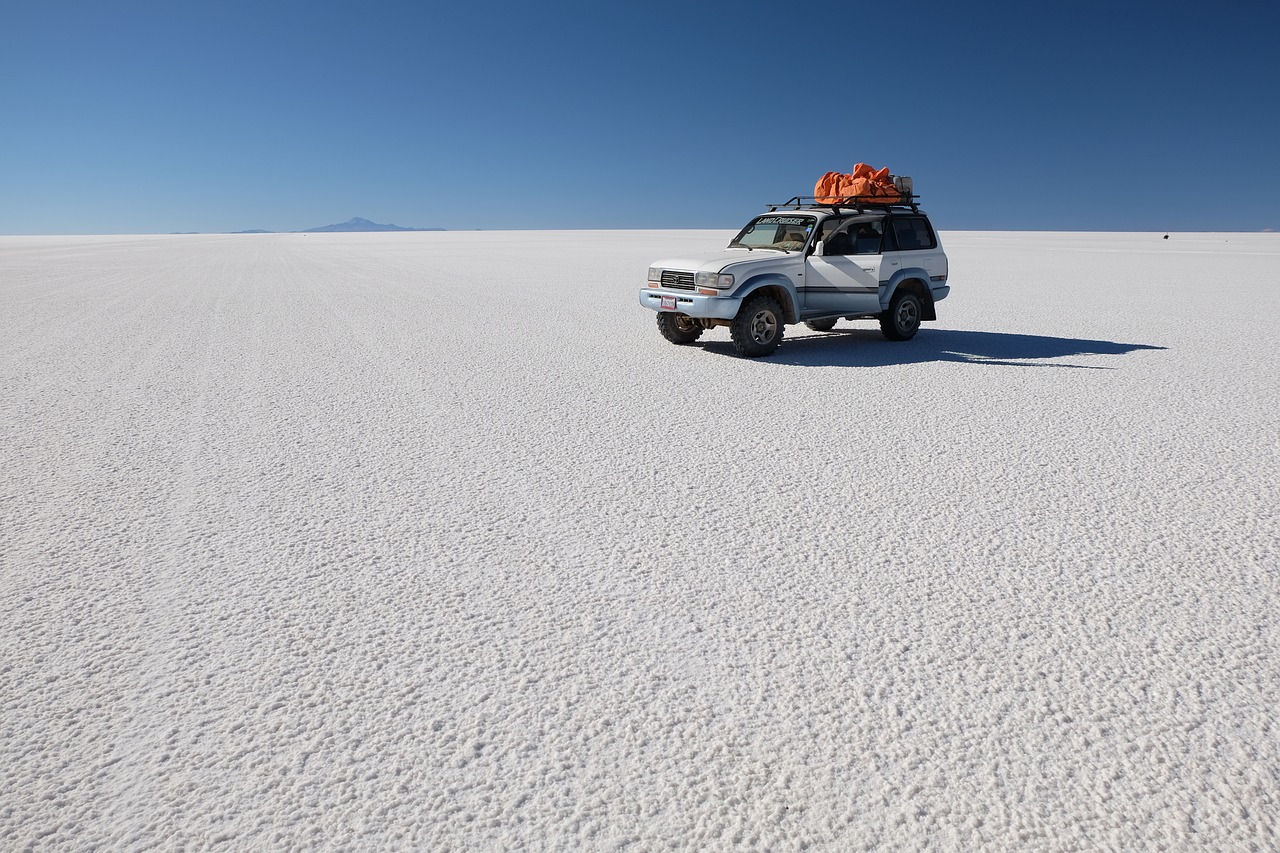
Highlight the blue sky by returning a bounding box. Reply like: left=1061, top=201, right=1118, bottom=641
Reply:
left=2, top=0, right=1277, bottom=233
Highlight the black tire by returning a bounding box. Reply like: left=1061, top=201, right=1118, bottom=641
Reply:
left=730, top=294, right=785, bottom=358
left=656, top=312, right=703, bottom=345
left=880, top=291, right=922, bottom=341
left=804, top=318, right=837, bottom=332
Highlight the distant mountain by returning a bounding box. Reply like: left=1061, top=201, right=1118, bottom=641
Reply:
left=302, top=217, right=443, bottom=233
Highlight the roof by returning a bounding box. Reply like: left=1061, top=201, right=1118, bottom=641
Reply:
left=766, top=194, right=923, bottom=215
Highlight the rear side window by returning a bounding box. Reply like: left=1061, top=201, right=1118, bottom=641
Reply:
left=891, top=217, right=937, bottom=251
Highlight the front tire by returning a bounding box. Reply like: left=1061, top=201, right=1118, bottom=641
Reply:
left=880, top=291, right=922, bottom=341
left=730, top=294, right=785, bottom=358
left=656, top=312, right=703, bottom=345
left=804, top=318, right=837, bottom=332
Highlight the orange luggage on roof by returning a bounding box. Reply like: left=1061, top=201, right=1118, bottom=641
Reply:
left=814, top=163, right=901, bottom=204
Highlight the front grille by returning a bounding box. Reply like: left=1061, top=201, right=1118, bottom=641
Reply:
left=661, top=271, right=695, bottom=290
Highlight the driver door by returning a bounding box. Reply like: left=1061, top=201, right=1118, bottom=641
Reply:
left=803, top=218, right=888, bottom=315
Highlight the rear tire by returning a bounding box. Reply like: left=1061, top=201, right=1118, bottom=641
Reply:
left=730, top=294, right=784, bottom=358
left=804, top=319, right=837, bottom=332
left=656, top=312, right=703, bottom=345
left=880, top=291, right=921, bottom=341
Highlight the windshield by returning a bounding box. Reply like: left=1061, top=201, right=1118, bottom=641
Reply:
left=729, top=214, right=815, bottom=251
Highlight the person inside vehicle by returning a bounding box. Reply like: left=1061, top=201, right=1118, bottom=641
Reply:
left=779, top=227, right=808, bottom=249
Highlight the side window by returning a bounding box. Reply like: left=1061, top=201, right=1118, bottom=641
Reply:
left=892, top=217, right=937, bottom=251
left=816, top=217, right=843, bottom=242
left=819, top=217, right=852, bottom=255
left=853, top=220, right=885, bottom=255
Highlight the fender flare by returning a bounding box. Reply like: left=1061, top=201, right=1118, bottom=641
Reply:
left=734, top=274, right=801, bottom=324
left=882, top=268, right=937, bottom=321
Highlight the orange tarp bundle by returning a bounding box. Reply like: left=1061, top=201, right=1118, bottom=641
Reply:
left=814, top=163, right=900, bottom=204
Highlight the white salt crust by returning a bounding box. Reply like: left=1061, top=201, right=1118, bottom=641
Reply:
left=1, top=230, right=1277, bottom=849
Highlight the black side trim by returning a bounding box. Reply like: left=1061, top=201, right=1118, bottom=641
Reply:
left=797, top=285, right=879, bottom=294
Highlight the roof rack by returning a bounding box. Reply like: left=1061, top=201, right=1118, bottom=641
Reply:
left=766, top=195, right=921, bottom=214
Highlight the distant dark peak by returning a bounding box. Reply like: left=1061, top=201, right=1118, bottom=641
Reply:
left=302, top=217, right=443, bottom=233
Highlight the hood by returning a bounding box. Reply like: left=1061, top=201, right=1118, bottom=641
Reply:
left=649, top=247, right=796, bottom=275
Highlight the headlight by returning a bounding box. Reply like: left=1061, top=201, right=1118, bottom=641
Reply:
left=647, top=267, right=662, bottom=283
left=696, top=271, right=735, bottom=289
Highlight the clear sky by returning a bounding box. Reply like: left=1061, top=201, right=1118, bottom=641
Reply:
left=2, top=0, right=1277, bottom=234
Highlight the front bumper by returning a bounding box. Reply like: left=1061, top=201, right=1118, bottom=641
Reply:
left=638, top=287, right=742, bottom=320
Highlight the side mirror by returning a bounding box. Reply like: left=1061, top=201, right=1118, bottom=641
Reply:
left=811, top=240, right=824, bottom=257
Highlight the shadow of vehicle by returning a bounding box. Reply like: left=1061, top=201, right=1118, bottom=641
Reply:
left=699, top=328, right=1166, bottom=368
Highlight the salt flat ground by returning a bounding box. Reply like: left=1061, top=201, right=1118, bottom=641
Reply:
left=2, top=230, right=1278, bottom=850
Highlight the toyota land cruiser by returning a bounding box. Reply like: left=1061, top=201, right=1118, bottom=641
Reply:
left=639, top=194, right=949, bottom=357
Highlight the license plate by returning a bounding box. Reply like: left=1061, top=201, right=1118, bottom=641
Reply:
left=660, top=295, right=677, bottom=310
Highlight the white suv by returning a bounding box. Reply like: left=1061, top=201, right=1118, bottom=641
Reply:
left=639, top=198, right=949, bottom=357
